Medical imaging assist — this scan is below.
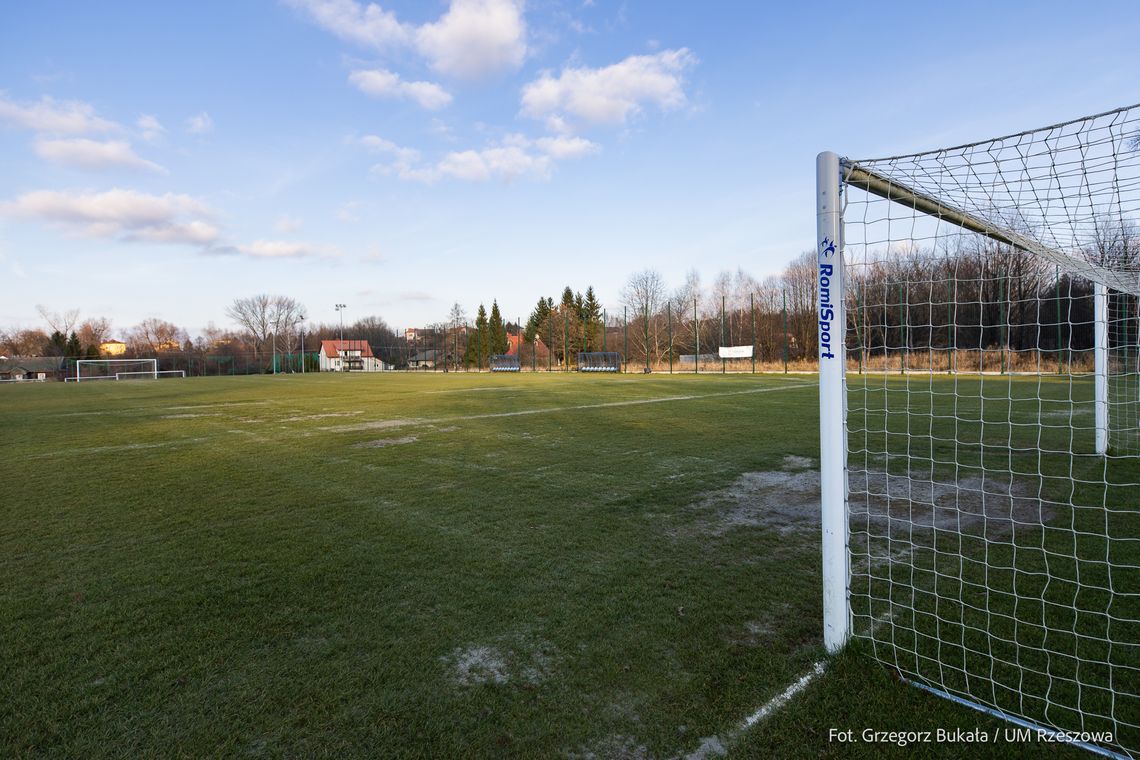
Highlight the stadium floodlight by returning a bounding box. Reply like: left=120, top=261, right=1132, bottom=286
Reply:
left=75, top=358, right=158, bottom=382
left=818, top=104, right=1140, bottom=758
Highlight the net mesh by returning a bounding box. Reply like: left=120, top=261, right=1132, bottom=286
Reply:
left=75, top=359, right=157, bottom=381
left=839, top=104, right=1140, bottom=757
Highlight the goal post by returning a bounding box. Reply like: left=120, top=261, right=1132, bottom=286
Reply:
left=75, top=358, right=158, bottom=382
left=819, top=103, right=1140, bottom=758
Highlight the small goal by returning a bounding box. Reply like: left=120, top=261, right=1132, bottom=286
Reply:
left=74, top=359, right=158, bottom=382
left=577, top=352, right=622, bottom=373
left=817, top=104, right=1140, bottom=758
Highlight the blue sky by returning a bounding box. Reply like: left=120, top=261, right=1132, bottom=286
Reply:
left=1, top=0, right=1137, bottom=337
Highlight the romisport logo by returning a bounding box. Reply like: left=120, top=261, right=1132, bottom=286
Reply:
left=818, top=237, right=836, bottom=360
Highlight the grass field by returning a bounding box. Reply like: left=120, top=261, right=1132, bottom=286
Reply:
left=0, top=372, right=1122, bottom=758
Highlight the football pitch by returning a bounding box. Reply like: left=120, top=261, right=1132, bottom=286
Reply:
left=1, top=372, right=1101, bottom=758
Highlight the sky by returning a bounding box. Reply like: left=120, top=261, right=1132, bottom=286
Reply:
left=1, top=0, right=1138, bottom=338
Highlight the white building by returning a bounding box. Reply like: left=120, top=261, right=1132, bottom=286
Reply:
left=318, top=340, right=390, bottom=372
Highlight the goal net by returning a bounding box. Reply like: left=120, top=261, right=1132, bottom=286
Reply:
left=818, top=104, right=1140, bottom=758
left=74, top=359, right=158, bottom=382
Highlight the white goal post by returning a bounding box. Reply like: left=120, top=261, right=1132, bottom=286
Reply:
left=818, top=104, right=1140, bottom=758
left=74, top=358, right=158, bottom=382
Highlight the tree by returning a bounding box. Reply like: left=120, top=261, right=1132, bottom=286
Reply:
left=44, top=330, right=67, bottom=357
left=525, top=297, right=551, bottom=343
left=621, top=269, right=668, bottom=365
left=77, top=317, right=112, bottom=353
left=465, top=303, right=490, bottom=369
left=0, top=328, right=49, bottom=356
left=37, top=305, right=80, bottom=337
left=65, top=331, right=82, bottom=358
left=583, top=286, right=602, bottom=351
left=225, top=294, right=305, bottom=360
left=128, top=318, right=186, bottom=354
left=489, top=300, right=508, bottom=355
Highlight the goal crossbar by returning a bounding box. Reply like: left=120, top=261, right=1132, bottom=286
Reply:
left=843, top=161, right=1140, bottom=298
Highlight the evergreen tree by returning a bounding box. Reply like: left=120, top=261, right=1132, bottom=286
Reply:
left=475, top=303, right=489, bottom=368
left=561, top=286, right=575, bottom=309
left=525, top=296, right=551, bottom=344
left=65, top=331, right=82, bottom=358
left=489, top=300, right=509, bottom=355
left=583, top=286, right=602, bottom=351
left=45, top=330, right=66, bottom=356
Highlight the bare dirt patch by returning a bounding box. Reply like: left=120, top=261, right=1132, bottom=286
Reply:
left=848, top=468, right=1053, bottom=541
left=323, top=418, right=419, bottom=433
left=282, top=411, right=363, bottom=422
left=353, top=436, right=417, bottom=448
left=689, top=455, right=1051, bottom=542
left=442, top=635, right=556, bottom=687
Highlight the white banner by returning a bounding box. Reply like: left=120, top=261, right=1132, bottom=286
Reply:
left=718, top=345, right=754, bottom=359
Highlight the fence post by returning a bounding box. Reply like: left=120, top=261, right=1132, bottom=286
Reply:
left=644, top=302, right=649, bottom=372
left=782, top=288, right=789, bottom=374
left=668, top=302, right=673, bottom=374
left=751, top=292, right=756, bottom=374
left=721, top=295, right=726, bottom=374
left=694, top=297, right=699, bottom=375
left=623, top=306, right=628, bottom=373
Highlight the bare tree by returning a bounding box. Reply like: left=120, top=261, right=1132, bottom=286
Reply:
left=77, top=317, right=113, bottom=350
left=128, top=318, right=186, bottom=354
left=225, top=295, right=305, bottom=359
left=0, top=328, right=50, bottom=356
left=621, top=269, right=668, bottom=365
left=37, top=305, right=80, bottom=337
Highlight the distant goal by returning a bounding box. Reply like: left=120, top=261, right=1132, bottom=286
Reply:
left=577, top=352, right=621, bottom=373
left=73, top=359, right=158, bottom=382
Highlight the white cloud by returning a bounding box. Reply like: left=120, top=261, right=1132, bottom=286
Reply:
left=534, top=135, right=599, bottom=159
left=236, top=239, right=332, bottom=258
left=137, top=114, right=165, bottom=141
left=186, top=112, right=214, bottom=134
left=349, top=69, right=452, bottom=110
left=33, top=138, right=166, bottom=173
left=274, top=214, right=304, bottom=233
left=415, top=0, right=526, bottom=80
left=0, top=188, right=219, bottom=246
left=363, top=132, right=597, bottom=183
left=336, top=201, right=362, bottom=222
left=359, top=134, right=422, bottom=175
left=289, top=0, right=526, bottom=80
left=0, top=93, right=120, bottom=134
left=521, top=48, right=696, bottom=129
left=285, top=0, right=411, bottom=50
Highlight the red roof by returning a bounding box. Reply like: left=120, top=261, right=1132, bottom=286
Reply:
left=320, top=339, right=375, bottom=358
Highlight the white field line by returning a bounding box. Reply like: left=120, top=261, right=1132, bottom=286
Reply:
left=322, top=382, right=812, bottom=433
left=19, top=437, right=209, bottom=460
left=740, top=661, right=827, bottom=729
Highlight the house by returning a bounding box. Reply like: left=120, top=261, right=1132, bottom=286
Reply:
left=0, top=356, right=66, bottom=382
left=99, top=339, right=127, bottom=356
left=408, top=349, right=447, bottom=370
left=318, top=340, right=390, bottom=372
